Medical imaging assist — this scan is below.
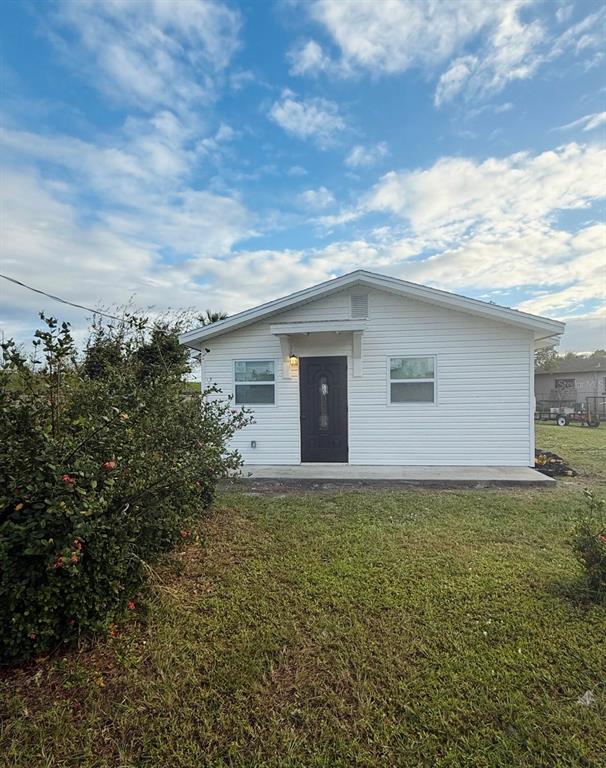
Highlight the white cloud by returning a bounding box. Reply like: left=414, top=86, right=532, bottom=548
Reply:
left=268, top=90, right=345, bottom=148
left=434, top=2, right=545, bottom=106
left=287, top=165, right=308, bottom=177
left=291, top=1, right=606, bottom=107
left=0, top=161, right=258, bottom=351
left=0, top=168, right=171, bottom=336
left=288, top=40, right=347, bottom=77
left=49, top=0, right=241, bottom=111
left=312, top=141, right=606, bottom=320
left=0, top=109, right=241, bottom=227
left=302, top=0, right=495, bottom=75
left=365, top=143, right=606, bottom=241
left=297, top=186, right=335, bottom=210
left=345, top=142, right=388, bottom=168
left=229, top=69, right=256, bottom=91
left=0, top=0, right=257, bottom=346
left=584, top=113, right=606, bottom=132
left=555, top=310, right=606, bottom=353
left=556, top=5, right=574, bottom=25
left=434, top=57, right=478, bottom=107
left=3, top=104, right=604, bottom=355
left=555, top=112, right=606, bottom=132
left=0, top=108, right=254, bottom=343
left=513, top=224, right=606, bottom=316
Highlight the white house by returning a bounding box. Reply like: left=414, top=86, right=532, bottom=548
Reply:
left=180, top=270, right=564, bottom=468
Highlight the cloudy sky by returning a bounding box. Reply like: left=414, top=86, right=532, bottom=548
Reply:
left=1, top=0, right=605, bottom=351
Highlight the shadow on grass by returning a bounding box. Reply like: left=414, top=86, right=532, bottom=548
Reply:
left=545, top=575, right=605, bottom=610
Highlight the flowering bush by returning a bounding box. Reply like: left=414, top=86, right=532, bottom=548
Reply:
left=0, top=314, right=250, bottom=663
left=570, top=489, right=606, bottom=600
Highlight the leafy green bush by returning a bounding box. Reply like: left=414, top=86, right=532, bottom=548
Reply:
left=571, top=489, right=606, bottom=599
left=0, top=314, right=249, bottom=663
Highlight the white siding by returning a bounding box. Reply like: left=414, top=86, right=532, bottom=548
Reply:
left=202, top=287, right=534, bottom=466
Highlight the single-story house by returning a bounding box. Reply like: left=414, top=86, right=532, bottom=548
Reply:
left=180, top=270, right=564, bottom=468
left=535, top=356, right=606, bottom=408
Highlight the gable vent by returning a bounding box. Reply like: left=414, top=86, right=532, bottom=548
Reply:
left=351, top=293, right=368, bottom=319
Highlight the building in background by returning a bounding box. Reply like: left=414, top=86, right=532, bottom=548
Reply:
left=535, top=356, right=606, bottom=407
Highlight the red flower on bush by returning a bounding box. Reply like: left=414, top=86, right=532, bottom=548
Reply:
left=73, top=537, right=83, bottom=550
left=53, top=556, right=64, bottom=569
left=62, top=474, right=75, bottom=485
left=179, top=530, right=190, bottom=539
left=127, top=600, right=136, bottom=610
left=70, top=553, right=79, bottom=563
left=599, top=534, right=606, bottom=544
left=102, top=460, right=117, bottom=471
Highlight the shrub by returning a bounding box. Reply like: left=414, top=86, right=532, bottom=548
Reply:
left=0, top=314, right=250, bottom=663
left=570, top=489, right=606, bottom=599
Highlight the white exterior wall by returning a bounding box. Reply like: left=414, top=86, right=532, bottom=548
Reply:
left=202, top=287, right=535, bottom=466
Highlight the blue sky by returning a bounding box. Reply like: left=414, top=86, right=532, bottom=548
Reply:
left=1, top=0, right=605, bottom=350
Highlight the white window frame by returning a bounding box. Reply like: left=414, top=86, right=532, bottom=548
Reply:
left=386, top=354, right=438, bottom=406
left=233, top=358, right=278, bottom=407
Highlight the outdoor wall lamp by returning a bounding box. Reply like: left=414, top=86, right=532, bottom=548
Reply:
left=289, top=353, right=298, bottom=367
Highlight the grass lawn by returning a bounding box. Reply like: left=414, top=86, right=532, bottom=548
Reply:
left=1, top=428, right=605, bottom=767
left=535, top=421, right=606, bottom=482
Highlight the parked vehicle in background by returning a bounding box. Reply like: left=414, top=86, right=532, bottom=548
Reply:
left=535, top=396, right=604, bottom=427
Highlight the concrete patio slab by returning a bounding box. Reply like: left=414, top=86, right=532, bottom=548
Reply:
left=225, top=464, right=555, bottom=491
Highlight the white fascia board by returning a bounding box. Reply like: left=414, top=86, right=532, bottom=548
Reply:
left=356, top=272, right=566, bottom=336
left=179, top=269, right=565, bottom=346
left=179, top=273, right=361, bottom=346
left=270, top=320, right=367, bottom=335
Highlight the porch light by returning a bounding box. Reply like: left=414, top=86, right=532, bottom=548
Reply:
left=289, top=353, right=298, bottom=367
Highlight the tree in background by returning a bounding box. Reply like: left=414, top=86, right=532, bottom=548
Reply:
left=198, top=309, right=227, bottom=326
left=535, top=346, right=559, bottom=371
left=535, top=347, right=606, bottom=371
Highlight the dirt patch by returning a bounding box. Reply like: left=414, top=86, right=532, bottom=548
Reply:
left=535, top=449, right=576, bottom=477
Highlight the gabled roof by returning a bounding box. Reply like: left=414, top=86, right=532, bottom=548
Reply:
left=179, top=269, right=565, bottom=348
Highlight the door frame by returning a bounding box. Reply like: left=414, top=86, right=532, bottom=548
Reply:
left=298, top=355, right=349, bottom=463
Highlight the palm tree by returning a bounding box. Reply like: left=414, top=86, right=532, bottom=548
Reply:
left=198, top=309, right=227, bottom=326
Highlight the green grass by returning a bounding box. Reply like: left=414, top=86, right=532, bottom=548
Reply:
left=536, top=421, right=606, bottom=481
left=1, top=426, right=605, bottom=767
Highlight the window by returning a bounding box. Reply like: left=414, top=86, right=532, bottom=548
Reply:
left=555, top=378, right=575, bottom=390
left=234, top=360, right=275, bottom=405
left=389, top=356, right=435, bottom=403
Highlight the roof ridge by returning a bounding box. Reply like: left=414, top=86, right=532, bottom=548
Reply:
left=179, top=270, right=565, bottom=346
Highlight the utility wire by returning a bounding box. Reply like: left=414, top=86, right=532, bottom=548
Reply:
left=1, top=273, right=124, bottom=322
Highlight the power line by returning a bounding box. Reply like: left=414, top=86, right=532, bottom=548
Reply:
left=1, top=273, right=124, bottom=322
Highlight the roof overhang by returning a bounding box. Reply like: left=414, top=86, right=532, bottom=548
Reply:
left=179, top=270, right=565, bottom=349
left=534, top=334, right=563, bottom=350
left=270, top=320, right=367, bottom=335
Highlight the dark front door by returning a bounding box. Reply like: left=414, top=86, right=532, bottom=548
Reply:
left=300, top=356, right=348, bottom=462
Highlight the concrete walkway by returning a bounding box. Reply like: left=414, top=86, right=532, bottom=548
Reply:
left=228, top=464, right=554, bottom=490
